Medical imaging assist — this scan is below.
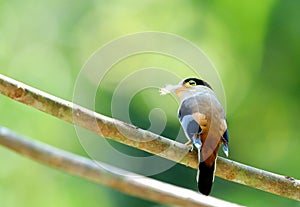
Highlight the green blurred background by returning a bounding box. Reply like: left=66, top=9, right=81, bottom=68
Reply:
left=0, top=0, right=299, bottom=206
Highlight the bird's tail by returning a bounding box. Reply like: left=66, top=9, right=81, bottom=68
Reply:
left=197, top=160, right=216, bottom=195
left=196, top=148, right=217, bottom=196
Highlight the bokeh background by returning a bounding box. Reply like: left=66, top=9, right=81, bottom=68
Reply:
left=0, top=0, right=299, bottom=206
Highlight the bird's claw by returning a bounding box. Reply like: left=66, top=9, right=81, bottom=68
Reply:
left=185, top=140, right=194, bottom=152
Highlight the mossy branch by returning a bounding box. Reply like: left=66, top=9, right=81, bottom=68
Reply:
left=0, top=74, right=299, bottom=201
left=0, top=127, right=244, bottom=207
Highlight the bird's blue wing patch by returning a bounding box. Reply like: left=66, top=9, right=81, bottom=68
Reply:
left=192, top=136, right=202, bottom=149
left=179, top=113, right=202, bottom=150
left=178, top=99, right=203, bottom=149
left=179, top=115, right=201, bottom=139
left=222, top=129, right=229, bottom=156
left=222, top=129, right=229, bottom=143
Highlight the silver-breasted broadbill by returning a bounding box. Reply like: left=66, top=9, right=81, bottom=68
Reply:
left=160, top=78, right=229, bottom=195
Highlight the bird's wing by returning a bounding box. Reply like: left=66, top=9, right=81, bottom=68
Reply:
left=178, top=94, right=210, bottom=147
left=178, top=110, right=202, bottom=144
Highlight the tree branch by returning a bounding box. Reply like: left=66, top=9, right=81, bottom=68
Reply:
left=0, top=127, right=243, bottom=207
left=0, top=74, right=299, bottom=201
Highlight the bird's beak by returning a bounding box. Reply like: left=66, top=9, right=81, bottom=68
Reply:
left=159, top=84, right=184, bottom=96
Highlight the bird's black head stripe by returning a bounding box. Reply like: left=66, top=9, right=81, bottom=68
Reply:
left=183, top=78, right=212, bottom=89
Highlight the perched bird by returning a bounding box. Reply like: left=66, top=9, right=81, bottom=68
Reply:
left=160, top=78, right=229, bottom=195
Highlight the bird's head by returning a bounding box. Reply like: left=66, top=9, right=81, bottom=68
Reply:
left=160, top=78, right=212, bottom=99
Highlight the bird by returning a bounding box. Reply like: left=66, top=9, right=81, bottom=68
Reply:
left=160, top=77, right=229, bottom=195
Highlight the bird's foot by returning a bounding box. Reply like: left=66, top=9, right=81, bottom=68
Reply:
left=185, top=140, right=194, bottom=152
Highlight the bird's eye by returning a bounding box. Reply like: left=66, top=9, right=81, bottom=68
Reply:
left=188, top=80, right=197, bottom=86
